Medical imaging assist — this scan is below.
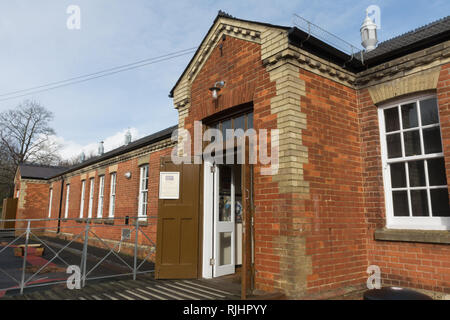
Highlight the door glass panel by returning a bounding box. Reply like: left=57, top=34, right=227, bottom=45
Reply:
left=219, top=232, right=232, bottom=266
left=218, top=165, right=232, bottom=222
left=234, top=165, right=242, bottom=223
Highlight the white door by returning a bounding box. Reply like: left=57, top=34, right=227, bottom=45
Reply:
left=213, top=164, right=235, bottom=277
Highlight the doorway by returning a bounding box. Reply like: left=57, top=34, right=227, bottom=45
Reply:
left=202, top=159, right=252, bottom=282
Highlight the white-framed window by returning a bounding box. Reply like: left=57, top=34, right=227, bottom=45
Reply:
left=109, top=172, right=117, bottom=218
left=80, top=180, right=86, bottom=218
left=88, top=178, right=95, bottom=218
left=97, top=176, right=105, bottom=218
left=378, top=94, right=450, bottom=230
left=64, top=184, right=70, bottom=219
left=48, top=188, right=53, bottom=218
left=138, top=165, right=149, bottom=218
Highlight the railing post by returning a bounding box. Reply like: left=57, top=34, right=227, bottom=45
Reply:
left=133, top=217, right=139, bottom=280
left=81, top=219, right=90, bottom=288
left=19, top=220, right=31, bottom=295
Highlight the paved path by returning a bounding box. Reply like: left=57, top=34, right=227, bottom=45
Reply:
left=3, top=275, right=241, bottom=300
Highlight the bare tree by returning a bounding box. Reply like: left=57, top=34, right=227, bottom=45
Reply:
left=0, top=100, right=61, bottom=197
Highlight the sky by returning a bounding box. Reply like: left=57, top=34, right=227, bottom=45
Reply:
left=0, top=0, right=449, bottom=160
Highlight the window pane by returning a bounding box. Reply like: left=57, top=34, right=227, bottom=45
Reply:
left=401, top=103, right=418, bottom=129
left=247, top=112, right=253, bottom=129
left=392, top=191, right=409, bottom=216
left=390, top=163, right=406, bottom=188
left=410, top=190, right=429, bottom=216
left=430, top=189, right=450, bottom=217
left=404, top=130, right=421, bottom=156
left=420, top=98, right=439, bottom=125
left=386, top=134, right=402, bottom=158
left=427, top=158, right=447, bottom=186
left=408, top=160, right=426, bottom=187
left=423, top=127, right=442, bottom=154
left=222, top=119, right=232, bottom=139
left=384, top=107, right=400, bottom=132
left=234, top=115, right=245, bottom=131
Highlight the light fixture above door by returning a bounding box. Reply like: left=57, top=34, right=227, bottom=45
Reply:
left=209, top=81, right=225, bottom=100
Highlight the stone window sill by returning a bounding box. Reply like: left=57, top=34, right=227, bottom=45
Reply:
left=75, top=219, right=84, bottom=224
left=374, top=228, right=450, bottom=245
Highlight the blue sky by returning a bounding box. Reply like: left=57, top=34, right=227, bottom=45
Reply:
left=0, top=0, right=449, bottom=159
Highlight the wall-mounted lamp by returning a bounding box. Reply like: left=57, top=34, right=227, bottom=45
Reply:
left=124, top=172, right=132, bottom=179
left=209, top=81, right=225, bottom=100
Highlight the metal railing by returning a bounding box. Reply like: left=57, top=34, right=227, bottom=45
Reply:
left=0, top=216, right=156, bottom=296
left=292, top=14, right=365, bottom=64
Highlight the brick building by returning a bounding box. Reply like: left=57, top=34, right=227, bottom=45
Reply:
left=12, top=12, right=450, bottom=299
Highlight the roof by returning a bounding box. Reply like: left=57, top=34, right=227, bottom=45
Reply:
left=356, top=15, right=450, bottom=67
left=170, top=12, right=450, bottom=90
left=168, top=11, right=290, bottom=97
left=18, top=125, right=177, bottom=180
left=51, top=125, right=177, bottom=178
left=19, top=164, right=67, bottom=180
left=362, top=15, right=450, bottom=59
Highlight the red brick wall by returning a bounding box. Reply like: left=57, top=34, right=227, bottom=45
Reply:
left=12, top=146, right=171, bottom=257
left=300, top=69, right=368, bottom=294
left=15, top=181, right=51, bottom=231
left=361, top=64, right=450, bottom=294
left=55, top=147, right=171, bottom=246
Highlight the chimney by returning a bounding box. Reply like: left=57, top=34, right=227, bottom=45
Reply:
left=79, top=152, right=86, bottom=162
left=98, top=141, right=104, bottom=155
left=361, top=9, right=378, bottom=52
left=124, top=129, right=132, bottom=145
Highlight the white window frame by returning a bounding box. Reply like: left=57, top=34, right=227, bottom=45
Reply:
left=64, top=184, right=70, bottom=219
left=88, top=178, right=95, bottom=218
left=109, top=172, right=117, bottom=218
left=378, top=94, right=450, bottom=230
left=138, top=165, right=149, bottom=219
left=80, top=180, right=86, bottom=218
left=48, top=188, right=53, bottom=218
left=97, top=176, right=105, bottom=218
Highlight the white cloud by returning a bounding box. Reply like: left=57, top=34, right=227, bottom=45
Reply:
left=54, top=127, right=141, bottom=160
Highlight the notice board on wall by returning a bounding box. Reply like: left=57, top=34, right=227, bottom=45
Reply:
left=159, top=172, right=180, bottom=199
